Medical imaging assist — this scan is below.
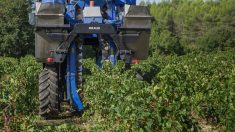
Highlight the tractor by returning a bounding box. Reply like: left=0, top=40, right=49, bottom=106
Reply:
left=29, top=0, right=152, bottom=119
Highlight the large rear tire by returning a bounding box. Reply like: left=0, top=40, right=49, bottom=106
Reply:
left=39, top=66, right=59, bottom=119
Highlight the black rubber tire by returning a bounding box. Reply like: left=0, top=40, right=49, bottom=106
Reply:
left=39, top=66, right=59, bottom=119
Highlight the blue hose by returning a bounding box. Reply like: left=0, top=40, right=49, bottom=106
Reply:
left=66, top=42, right=84, bottom=111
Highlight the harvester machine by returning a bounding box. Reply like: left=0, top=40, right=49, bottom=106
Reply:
left=29, top=0, right=153, bottom=119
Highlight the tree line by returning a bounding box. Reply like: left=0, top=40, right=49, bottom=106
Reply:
left=145, top=0, right=235, bottom=55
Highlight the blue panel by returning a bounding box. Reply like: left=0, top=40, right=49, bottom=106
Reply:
left=94, top=0, right=106, bottom=6
left=83, top=17, right=103, bottom=24
left=115, top=0, right=136, bottom=5
left=65, top=4, right=77, bottom=25
left=127, top=0, right=137, bottom=5
left=77, top=1, right=86, bottom=9
left=107, top=2, right=116, bottom=20
left=42, top=0, right=65, bottom=4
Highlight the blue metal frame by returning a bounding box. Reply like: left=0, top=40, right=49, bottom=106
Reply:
left=63, top=0, right=137, bottom=112
left=42, top=0, right=65, bottom=4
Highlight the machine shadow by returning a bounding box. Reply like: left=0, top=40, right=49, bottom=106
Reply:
left=135, top=64, right=161, bottom=84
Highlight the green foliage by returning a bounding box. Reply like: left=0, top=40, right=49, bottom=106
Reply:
left=0, top=56, right=41, bottom=131
left=0, top=0, right=34, bottom=56
left=197, top=25, right=235, bottom=51
left=0, top=57, right=18, bottom=77
left=0, top=0, right=235, bottom=131
left=154, top=51, right=235, bottom=131
left=154, top=30, right=184, bottom=55
left=150, top=0, right=235, bottom=54
left=80, top=50, right=235, bottom=131
left=0, top=52, right=234, bottom=131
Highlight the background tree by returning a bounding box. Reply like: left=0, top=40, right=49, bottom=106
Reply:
left=150, top=0, right=235, bottom=54
left=0, top=0, right=34, bottom=57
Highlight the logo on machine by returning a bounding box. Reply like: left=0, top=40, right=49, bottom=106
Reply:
left=89, top=27, right=101, bottom=30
